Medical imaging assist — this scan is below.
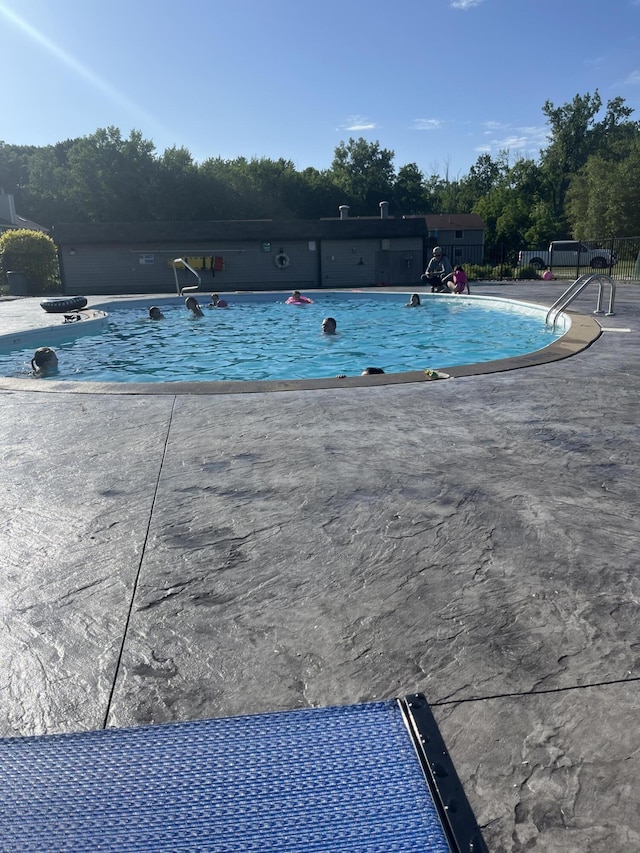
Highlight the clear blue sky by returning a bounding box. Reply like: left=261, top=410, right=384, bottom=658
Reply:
left=2, top=0, right=640, bottom=180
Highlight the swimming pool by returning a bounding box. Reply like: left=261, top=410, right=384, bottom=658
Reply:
left=0, top=291, right=568, bottom=384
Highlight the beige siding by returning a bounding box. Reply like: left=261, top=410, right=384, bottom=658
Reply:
left=320, top=238, right=423, bottom=288
left=213, top=241, right=318, bottom=291
left=62, top=241, right=321, bottom=295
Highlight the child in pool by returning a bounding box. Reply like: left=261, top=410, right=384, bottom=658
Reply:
left=405, top=293, right=421, bottom=307
left=286, top=290, right=313, bottom=305
left=208, top=293, right=228, bottom=308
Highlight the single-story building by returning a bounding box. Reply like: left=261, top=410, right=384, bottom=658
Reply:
left=52, top=205, right=486, bottom=295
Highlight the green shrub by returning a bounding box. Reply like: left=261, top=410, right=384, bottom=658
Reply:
left=465, top=263, right=495, bottom=281
left=0, top=229, right=60, bottom=294
left=515, top=265, right=541, bottom=280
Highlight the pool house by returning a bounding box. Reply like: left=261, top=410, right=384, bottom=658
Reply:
left=52, top=207, right=486, bottom=296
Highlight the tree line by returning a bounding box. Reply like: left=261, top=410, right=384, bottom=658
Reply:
left=1, top=91, right=639, bottom=263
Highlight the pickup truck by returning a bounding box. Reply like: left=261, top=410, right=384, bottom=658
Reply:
left=518, top=241, right=616, bottom=270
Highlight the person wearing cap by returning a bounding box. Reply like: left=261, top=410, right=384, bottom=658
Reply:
left=421, top=246, right=454, bottom=292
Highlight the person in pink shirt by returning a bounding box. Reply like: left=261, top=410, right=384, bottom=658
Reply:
left=448, top=266, right=470, bottom=295
left=285, top=290, right=313, bottom=304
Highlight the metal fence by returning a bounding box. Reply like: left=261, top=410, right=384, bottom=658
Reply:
left=471, top=236, right=640, bottom=282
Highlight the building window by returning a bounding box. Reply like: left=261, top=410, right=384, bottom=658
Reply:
left=308, top=241, right=316, bottom=251
left=454, top=230, right=463, bottom=239
left=139, top=253, right=154, bottom=265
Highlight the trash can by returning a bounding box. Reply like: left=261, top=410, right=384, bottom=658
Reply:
left=7, top=271, right=29, bottom=296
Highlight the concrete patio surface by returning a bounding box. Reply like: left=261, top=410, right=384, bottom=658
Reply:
left=0, top=282, right=638, bottom=852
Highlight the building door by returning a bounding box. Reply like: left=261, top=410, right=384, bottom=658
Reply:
left=374, top=250, right=422, bottom=285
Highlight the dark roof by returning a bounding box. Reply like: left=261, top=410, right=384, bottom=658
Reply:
left=413, top=213, right=485, bottom=230
left=0, top=215, right=49, bottom=233
left=51, top=217, right=428, bottom=246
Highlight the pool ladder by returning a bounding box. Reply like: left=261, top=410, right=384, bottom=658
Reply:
left=545, top=273, right=616, bottom=328
left=172, top=258, right=201, bottom=296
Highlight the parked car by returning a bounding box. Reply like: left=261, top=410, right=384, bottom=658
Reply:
left=518, top=241, right=617, bottom=270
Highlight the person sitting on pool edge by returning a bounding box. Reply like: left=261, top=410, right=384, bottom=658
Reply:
left=405, top=293, right=421, bottom=307
left=286, top=290, right=313, bottom=305
left=185, top=295, right=203, bottom=317
left=321, top=317, right=337, bottom=334
left=447, top=265, right=470, bottom=295
left=149, top=306, right=165, bottom=320
left=208, top=293, right=228, bottom=308
left=31, top=347, right=58, bottom=375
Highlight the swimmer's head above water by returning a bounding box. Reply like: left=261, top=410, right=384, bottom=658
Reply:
left=31, top=347, right=58, bottom=374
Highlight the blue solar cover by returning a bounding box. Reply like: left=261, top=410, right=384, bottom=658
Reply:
left=0, top=700, right=452, bottom=852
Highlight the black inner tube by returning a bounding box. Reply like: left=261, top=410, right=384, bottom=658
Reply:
left=41, top=297, right=88, bottom=313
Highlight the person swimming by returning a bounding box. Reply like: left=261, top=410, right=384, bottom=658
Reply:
left=208, top=293, right=228, bottom=308
left=286, top=290, right=313, bottom=305
left=361, top=367, right=385, bottom=375
left=31, top=347, right=58, bottom=375
left=405, top=293, right=421, bottom=307
left=185, top=295, right=203, bottom=317
left=149, top=306, right=165, bottom=320
left=321, top=317, right=337, bottom=334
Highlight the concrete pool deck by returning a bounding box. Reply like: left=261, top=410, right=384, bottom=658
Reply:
left=0, top=282, right=638, bottom=851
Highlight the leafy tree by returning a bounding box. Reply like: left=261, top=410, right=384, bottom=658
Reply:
left=566, top=141, right=640, bottom=238
left=197, top=157, right=241, bottom=219
left=540, top=91, right=603, bottom=224
left=329, top=138, right=395, bottom=214
left=152, top=146, right=203, bottom=221
left=523, top=200, right=558, bottom=248
left=238, top=157, right=309, bottom=219
left=591, top=96, right=640, bottom=159
left=392, top=163, right=426, bottom=214
left=473, top=185, right=526, bottom=259
left=455, top=153, right=507, bottom=211
left=0, top=142, right=39, bottom=230
left=60, top=127, right=158, bottom=222
left=421, top=172, right=449, bottom=213
left=23, top=139, right=79, bottom=224
left=540, top=91, right=640, bottom=230
left=0, top=228, right=59, bottom=293
left=197, top=156, right=301, bottom=219
left=295, top=167, right=344, bottom=219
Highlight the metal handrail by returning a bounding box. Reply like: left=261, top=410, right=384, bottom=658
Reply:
left=545, top=273, right=616, bottom=328
left=172, top=258, right=201, bottom=296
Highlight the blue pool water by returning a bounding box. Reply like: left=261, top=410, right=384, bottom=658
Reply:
left=0, top=292, right=565, bottom=383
